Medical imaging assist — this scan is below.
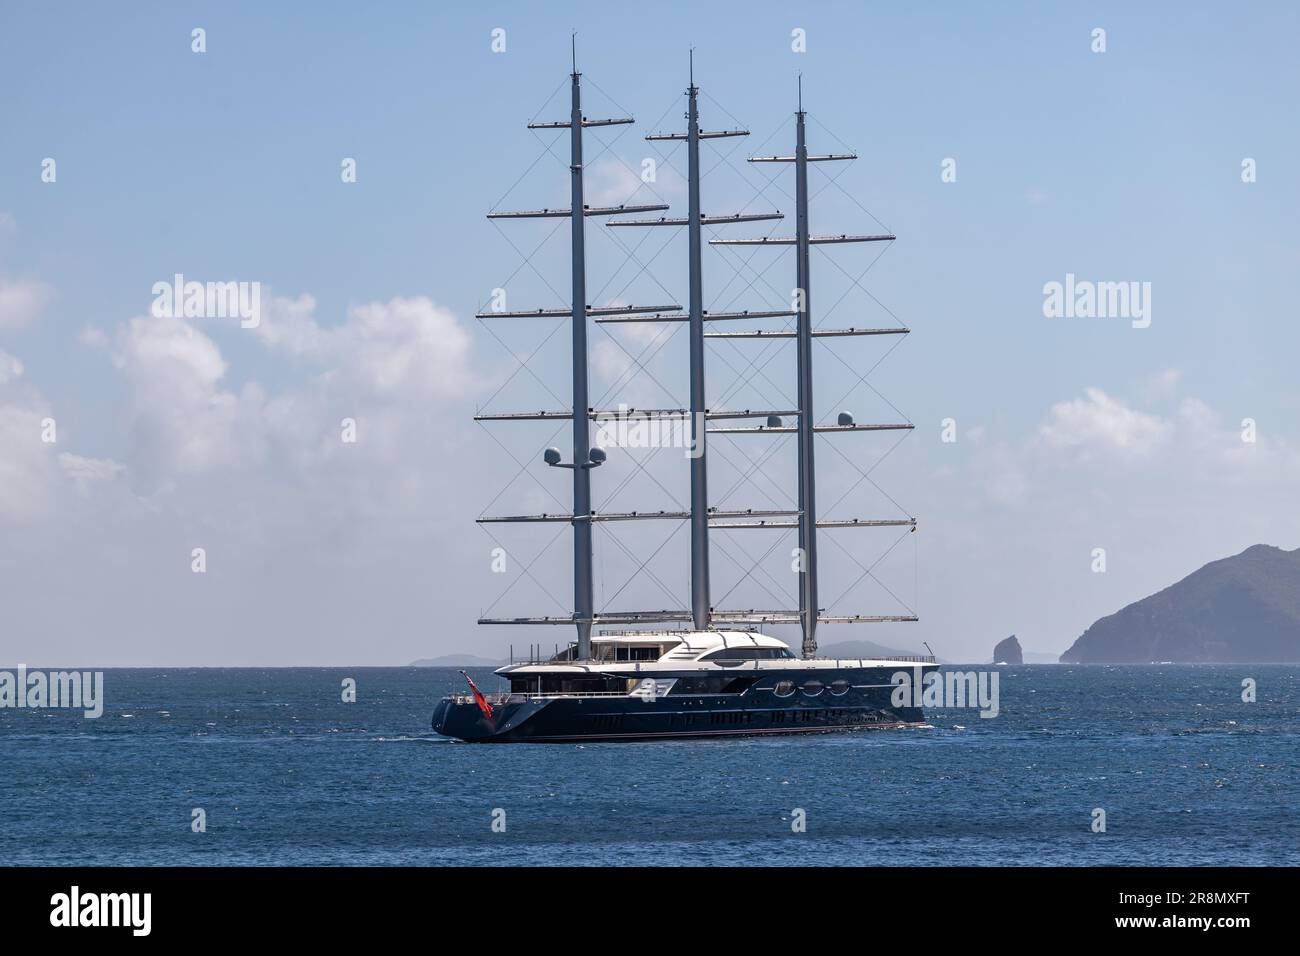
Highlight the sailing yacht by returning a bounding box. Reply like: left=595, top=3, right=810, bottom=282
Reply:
left=432, top=51, right=937, bottom=743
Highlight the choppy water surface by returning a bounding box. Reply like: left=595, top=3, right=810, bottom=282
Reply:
left=2, top=665, right=1297, bottom=865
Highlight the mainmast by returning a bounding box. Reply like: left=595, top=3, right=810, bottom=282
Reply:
left=606, top=53, right=780, bottom=631
left=567, top=64, right=595, bottom=659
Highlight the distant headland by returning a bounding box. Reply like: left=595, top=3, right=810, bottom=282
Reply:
left=1061, top=544, right=1300, bottom=663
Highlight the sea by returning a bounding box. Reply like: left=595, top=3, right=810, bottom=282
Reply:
left=1, top=665, right=1297, bottom=866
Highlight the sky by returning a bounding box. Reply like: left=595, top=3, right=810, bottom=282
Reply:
left=1, top=1, right=1298, bottom=665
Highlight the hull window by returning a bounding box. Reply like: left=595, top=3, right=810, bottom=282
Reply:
left=801, top=680, right=825, bottom=697
left=829, top=679, right=850, bottom=696
left=773, top=680, right=796, bottom=697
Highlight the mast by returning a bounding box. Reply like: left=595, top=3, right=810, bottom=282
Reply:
left=711, top=77, right=909, bottom=657
left=604, top=54, right=779, bottom=632
left=793, top=81, right=819, bottom=658
left=568, top=63, right=595, bottom=660
left=477, top=60, right=920, bottom=642
left=685, top=55, right=709, bottom=631
left=474, top=43, right=676, bottom=659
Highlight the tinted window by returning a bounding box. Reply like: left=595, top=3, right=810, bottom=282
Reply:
left=830, top=679, right=850, bottom=696
left=668, top=676, right=759, bottom=695
left=801, top=680, right=825, bottom=696
left=773, top=680, right=796, bottom=697
left=701, top=647, right=793, bottom=661
left=511, top=676, right=624, bottom=694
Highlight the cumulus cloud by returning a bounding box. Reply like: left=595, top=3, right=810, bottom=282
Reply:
left=0, top=278, right=488, bottom=663
left=1038, top=386, right=1172, bottom=458
left=0, top=277, right=52, bottom=331
left=583, top=156, right=671, bottom=207
left=254, top=293, right=472, bottom=398
left=111, top=313, right=258, bottom=485
left=0, top=393, right=76, bottom=524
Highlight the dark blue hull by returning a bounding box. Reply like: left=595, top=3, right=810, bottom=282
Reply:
left=431, top=664, right=935, bottom=742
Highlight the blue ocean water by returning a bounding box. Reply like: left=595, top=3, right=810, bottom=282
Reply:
left=1, top=665, right=1297, bottom=866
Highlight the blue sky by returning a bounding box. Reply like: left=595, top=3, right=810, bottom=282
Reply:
left=2, top=1, right=1298, bottom=664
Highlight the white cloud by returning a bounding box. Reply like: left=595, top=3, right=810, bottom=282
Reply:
left=0, top=277, right=53, bottom=331
left=255, top=293, right=472, bottom=398
left=78, top=326, right=109, bottom=349
left=59, top=452, right=126, bottom=488
left=0, top=348, right=23, bottom=384
left=1, top=281, right=491, bottom=663
left=110, top=313, right=255, bottom=484
left=0, top=402, right=60, bottom=522
left=583, top=156, right=681, bottom=207
left=1038, top=386, right=1171, bottom=457
left=1141, top=367, right=1183, bottom=401
left=589, top=317, right=673, bottom=407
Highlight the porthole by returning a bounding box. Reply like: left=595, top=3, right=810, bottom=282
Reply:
left=773, top=680, right=796, bottom=698
left=829, top=679, right=850, bottom=696
left=801, top=679, right=824, bottom=697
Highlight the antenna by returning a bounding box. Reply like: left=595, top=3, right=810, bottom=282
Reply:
left=571, top=32, right=577, bottom=73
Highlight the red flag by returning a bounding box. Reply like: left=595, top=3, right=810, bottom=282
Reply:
left=460, top=671, right=493, bottom=717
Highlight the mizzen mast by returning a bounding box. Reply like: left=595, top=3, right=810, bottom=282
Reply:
left=713, top=77, right=903, bottom=658
left=793, top=82, right=820, bottom=659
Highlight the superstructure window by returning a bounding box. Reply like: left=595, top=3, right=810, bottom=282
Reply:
left=668, top=676, right=759, bottom=695
left=510, top=676, right=625, bottom=694
left=701, top=647, right=794, bottom=661
left=594, top=644, right=666, bottom=662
